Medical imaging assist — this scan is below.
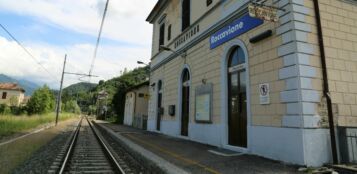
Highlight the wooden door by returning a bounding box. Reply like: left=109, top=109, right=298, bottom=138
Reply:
left=227, top=46, right=247, bottom=147
left=181, top=69, right=190, bottom=136
left=156, top=81, right=163, bottom=131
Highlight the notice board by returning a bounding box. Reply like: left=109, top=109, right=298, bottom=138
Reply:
left=195, top=83, right=213, bottom=123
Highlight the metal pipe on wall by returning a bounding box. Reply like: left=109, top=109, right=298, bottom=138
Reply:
left=312, top=0, right=338, bottom=164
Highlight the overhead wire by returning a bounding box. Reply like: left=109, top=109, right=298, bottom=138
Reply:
left=88, top=0, right=110, bottom=81
left=0, top=23, right=60, bottom=82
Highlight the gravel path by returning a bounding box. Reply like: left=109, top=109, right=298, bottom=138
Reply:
left=12, top=121, right=77, bottom=174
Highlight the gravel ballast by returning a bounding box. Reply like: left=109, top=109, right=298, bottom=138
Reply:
left=12, top=120, right=78, bottom=174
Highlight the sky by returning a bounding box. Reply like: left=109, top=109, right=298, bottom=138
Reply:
left=0, top=0, right=156, bottom=89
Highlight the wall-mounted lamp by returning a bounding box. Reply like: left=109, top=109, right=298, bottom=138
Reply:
left=150, top=82, right=156, bottom=90
left=202, top=78, right=207, bottom=84
left=137, top=61, right=150, bottom=66
left=249, top=30, right=273, bottom=43
left=160, top=45, right=187, bottom=58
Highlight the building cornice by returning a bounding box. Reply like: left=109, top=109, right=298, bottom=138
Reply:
left=150, top=2, right=250, bottom=72
left=146, top=0, right=169, bottom=23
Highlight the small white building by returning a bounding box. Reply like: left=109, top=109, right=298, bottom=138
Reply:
left=0, top=83, right=25, bottom=106
left=123, top=82, right=149, bottom=129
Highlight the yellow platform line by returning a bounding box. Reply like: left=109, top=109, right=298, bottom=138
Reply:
left=125, top=134, right=221, bottom=174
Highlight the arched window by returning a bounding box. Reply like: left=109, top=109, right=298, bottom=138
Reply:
left=182, top=69, right=190, bottom=86
left=182, top=0, right=190, bottom=31
left=228, top=46, right=245, bottom=67
left=227, top=46, right=247, bottom=148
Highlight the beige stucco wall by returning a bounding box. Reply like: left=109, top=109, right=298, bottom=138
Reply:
left=124, top=92, right=135, bottom=126
left=147, top=0, right=357, bottom=166
left=125, top=86, right=149, bottom=128
left=151, top=0, right=220, bottom=57
left=149, top=14, right=286, bottom=128
left=0, top=90, right=24, bottom=106
left=134, top=86, right=149, bottom=117
left=304, top=0, right=357, bottom=127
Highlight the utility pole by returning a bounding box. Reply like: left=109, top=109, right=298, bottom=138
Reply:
left=56, top=54, right=67, bottom=126
left=54, top=55, right=99, bottom=125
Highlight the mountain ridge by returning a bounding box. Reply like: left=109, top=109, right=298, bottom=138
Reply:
left=0, top=74, right=40, bottom=96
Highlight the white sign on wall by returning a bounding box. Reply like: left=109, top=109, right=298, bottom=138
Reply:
left=259, top=83, right=270, bottom=105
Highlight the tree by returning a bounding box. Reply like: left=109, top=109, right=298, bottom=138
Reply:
left=87, top=66, right=149, bottom=122
left=27, top=85, right=55, bottom=115
left=63, top=100, right=81, bottom=114
left=9, top=96, right=19, bottom=107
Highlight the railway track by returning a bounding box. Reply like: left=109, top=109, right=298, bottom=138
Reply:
left=49, top=116, right=129, bottom=174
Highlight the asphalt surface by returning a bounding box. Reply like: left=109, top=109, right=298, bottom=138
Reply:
left=97, top=122, right=301, bottom=174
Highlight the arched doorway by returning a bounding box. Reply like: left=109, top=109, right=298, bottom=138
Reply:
left=156, top=80, right=163, bottom=131
left=181, top=68, right=190, bottom=136
left=227, top=46, right=247, bottom=147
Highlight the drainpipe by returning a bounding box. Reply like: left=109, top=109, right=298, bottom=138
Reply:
left=313, top=0, right=338, bottom=164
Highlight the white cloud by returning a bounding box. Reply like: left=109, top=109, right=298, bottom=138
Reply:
left=0, top=36, right=151, bottom=89
left=0, top=0, right=157, bottom=45
left=0, top=0, right=157, bottom=89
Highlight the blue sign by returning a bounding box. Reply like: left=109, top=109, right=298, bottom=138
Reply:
left=210, top=14, right=263, bottom=49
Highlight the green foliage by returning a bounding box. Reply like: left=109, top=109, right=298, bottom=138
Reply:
left=88, top=105, right=97, bottom=115
left=94, top=66, right=149, bottom=122
left=0, top=104, right=26, bottom=115
left=63, top=100, right=81, bottom=114
left=62, top=82, right=97, bottom=96
left=0, top=104, right=11, bottom=115
left=10, top=106, right=27, bottom=115
left=9, top=96, right=18, bottom=106
left=26, top=85, right=55, bottom=115
left=0, top=112, right=76, bottom=136
left=62, top=82, right=97, bottom=113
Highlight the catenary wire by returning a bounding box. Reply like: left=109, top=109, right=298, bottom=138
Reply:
left=0, top=23, right=60, bottom=82
left=88, top=0, right=110, bottom=81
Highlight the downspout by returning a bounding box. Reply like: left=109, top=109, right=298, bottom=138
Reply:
left=312, top=0, right=338, bottom=164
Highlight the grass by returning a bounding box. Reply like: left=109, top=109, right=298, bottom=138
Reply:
left=0, top=113, right=78, bottom=137
left=0, top=116, right=77, bottom=174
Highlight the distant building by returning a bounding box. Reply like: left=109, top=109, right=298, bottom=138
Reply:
left=124, top=82, right=149, bottom=130
left=97, top=90, right=109, bottom=119
left=0, top=83, right=25, bottom=106
left=146, top=0, right=357, bottom=166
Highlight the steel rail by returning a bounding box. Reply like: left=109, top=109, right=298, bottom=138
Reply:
left=86, top=117, right=126, bottom=174
left=58, top=116, right=83, bottom=174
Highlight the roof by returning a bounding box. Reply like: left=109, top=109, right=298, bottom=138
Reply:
left=146, top=0, right=169, bottom=23
left=0, top=83, right=25, bottom=92
left=126, top=81, right=149, bottom=93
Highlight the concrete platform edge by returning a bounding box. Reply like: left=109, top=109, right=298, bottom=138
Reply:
left=95, top=122, right=189, bottom=174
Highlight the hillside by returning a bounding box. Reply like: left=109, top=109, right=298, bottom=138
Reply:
left=0, top=74, right=40, bottom=96
left=61, top=82, right=98, bottom=113
left=63, top=82, right=97, bottom=95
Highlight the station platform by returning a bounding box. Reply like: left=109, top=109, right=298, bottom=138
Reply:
left=94, top=121, right=300, bottom=174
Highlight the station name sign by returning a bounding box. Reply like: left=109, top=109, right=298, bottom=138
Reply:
left=210, top=14, right=263, bottom=49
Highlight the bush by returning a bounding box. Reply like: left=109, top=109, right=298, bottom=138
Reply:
left=27, top=85, right=55, bottom=115
left=10, top=106, right=27, bottom=115
left=0, top=104, right=11, bottom=115
left=63, top=100, right=81, bottom=114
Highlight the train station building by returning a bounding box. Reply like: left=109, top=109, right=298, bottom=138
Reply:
left=145, top=0, right=357, bottom=166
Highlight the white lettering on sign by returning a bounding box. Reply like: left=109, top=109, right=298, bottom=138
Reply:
left=259, top=83, right=270, bottom=105
left=210, top=22, right=244, bottom=45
